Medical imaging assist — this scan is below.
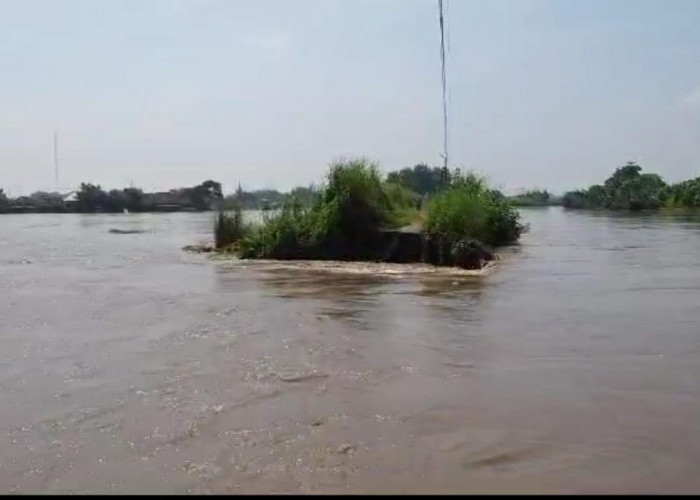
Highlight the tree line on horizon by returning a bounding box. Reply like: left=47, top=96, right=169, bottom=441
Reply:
left=2, top=165, right=451, bottom=214
left=0, top=162, right=563, bottom=215
left=223, top=163, right=453, bottom=211
left=562, top=162, right=700, bottom=210
left=6, top=161, right=697, bottom=215
left=0, top=180, right=223, bottom=213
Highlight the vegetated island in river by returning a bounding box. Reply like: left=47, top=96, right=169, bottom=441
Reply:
left=562, top=161, right=700, bottom=210
left=203, top=158, right=527, bottom=271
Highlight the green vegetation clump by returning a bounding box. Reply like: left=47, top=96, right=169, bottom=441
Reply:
left=425, top=171, right=525, bottom=248
left=382, top=181, right=422, bottom=227
left=236, top=160, right=524, bottom=267
left=563, top=162, right=667, bottom=210
left=660, top=177, right=700, bottom=208
left=239, top=158, right=404, bottom=261
left=508, top=189, right=561, bottom=207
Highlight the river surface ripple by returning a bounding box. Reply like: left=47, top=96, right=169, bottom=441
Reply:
left=1, top=208, right=700, bottom=493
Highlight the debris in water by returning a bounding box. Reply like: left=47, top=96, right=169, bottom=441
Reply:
left=337, top=444, right=355, bottom=455
left=108, top=229, right=147, bottom=235
left=278, top=371, right=330, bottom=383
left=182, top=244, right=215, bottom=253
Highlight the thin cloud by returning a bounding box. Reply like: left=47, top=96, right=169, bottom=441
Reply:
left=679, top=86, right=700, bottom=108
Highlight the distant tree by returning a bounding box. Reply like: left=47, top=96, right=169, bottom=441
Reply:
left=200, top=180, right=223, bottom=200
left=123, top=187, right=145, bottom=212
left=289, top=184, right=319, bottom=207
left=508, top=189, right=554, bottom=206
left=76, top=183, right=109, bottom=212
left=660, top=177, right=700, bottom=208
left=28, top=191, right=66, bottom=212
left=386, top=164, right=449, bottom=196
left=603, top=162, right=642, bottom=192
left=225, top=185, right=289, bottom=210
left=563, top=162, right=667, bottom=210
left=188, top=180, right=223, bottom=210
left=106, top=189, right=128, bottom=212
left=0, top=188, right=8, bottom=212
left=562, top=190, right=589, bottom=209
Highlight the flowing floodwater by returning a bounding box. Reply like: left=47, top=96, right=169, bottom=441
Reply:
left=2, top=208, right=700, bottom=493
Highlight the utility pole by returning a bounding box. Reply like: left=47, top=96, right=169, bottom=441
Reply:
left=54, top=130, right=59, bottom=192
left=438, top=0, right=449, bottom=182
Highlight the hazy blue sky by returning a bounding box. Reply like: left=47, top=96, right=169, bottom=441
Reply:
left=1, top=0, right=700, bottom=195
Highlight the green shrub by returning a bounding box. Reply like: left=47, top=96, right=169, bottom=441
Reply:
left=425, top=171, right=524, bottom=247
left=383, top=181, right=422, bottom=227
left=383, top=181, right=421, bottom=210
left=238, top=197, right=316, bottom=258
left=239, top=158, right=408, bottom=260
left=660, top=177, right=700, bottom=208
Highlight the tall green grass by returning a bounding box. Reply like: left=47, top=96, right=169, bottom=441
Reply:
left=214, top=204, right=249, bottom=249
left=383, top=181, right=422, bottom=227
left=238, top=158, right=419, bottom=260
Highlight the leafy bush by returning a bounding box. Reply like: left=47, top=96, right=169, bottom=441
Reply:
left=383, top=181, right=421, bottom=210
left=238, top=158, right=423, bottom=261
left=660, top=177, right=700, bottom=208
left=239, top=159, right=373, bottom=259
left=425, top=171, right=525, bottom=247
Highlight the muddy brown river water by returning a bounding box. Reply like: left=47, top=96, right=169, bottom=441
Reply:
left=2, top=207, right=700, bottom=493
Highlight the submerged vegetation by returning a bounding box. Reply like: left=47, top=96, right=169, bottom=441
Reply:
left=213, top=158, right=524, bottom=269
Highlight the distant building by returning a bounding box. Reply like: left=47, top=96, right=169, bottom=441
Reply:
left=62, top=191, right=79, bottom=210
left=142, top=189, right=197, bottom=211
